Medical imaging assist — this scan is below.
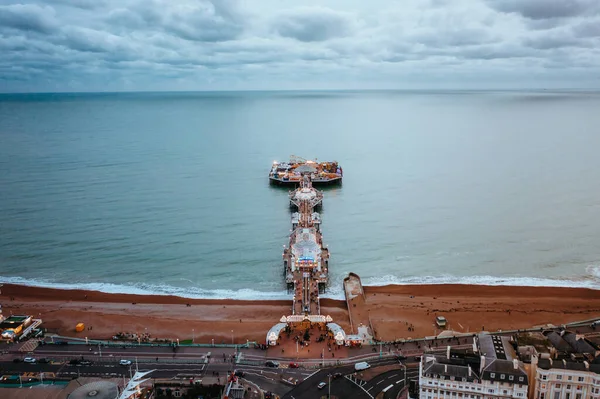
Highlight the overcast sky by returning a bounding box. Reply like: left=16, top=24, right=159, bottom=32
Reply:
left=1, top=0, right=600, bottom=92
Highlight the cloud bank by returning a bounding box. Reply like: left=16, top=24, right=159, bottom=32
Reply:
left=0, top=0, right=599, bottom=91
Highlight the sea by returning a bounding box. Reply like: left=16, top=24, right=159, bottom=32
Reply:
left=1, top=90, right=599, bottom=300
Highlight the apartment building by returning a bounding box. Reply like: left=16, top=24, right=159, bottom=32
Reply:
left=419, top=334, right=529, bottom=399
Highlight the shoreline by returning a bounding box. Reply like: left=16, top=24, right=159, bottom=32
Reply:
left=1, top=283, right=599, bottom=343
left=0, top=272, right=598, bottom=302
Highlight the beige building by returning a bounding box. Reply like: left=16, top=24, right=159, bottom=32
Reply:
left=534, top=358, right=600, bottom=399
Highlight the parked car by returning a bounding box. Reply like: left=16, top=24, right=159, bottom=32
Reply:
left=354, top=361, right=370, bottom=371
left=13, top=358, right=22, bottom=363
left=23, top=357, right=36, bottom=363
left=288, top=362, right=299, bottom=368
left=265, top=360, right=279, bottom=368
left=38, top=358, right=49, bottom=364
left=435, top=316, right=447, bottom=328
left=317, top=382, right=327, bottom=389
left=119, top=359, right=132, bottom=366
left=332, top=372, right=343, bottom=379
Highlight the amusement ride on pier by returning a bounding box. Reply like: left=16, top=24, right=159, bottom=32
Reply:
left=269, top=155, right=343, bottom=186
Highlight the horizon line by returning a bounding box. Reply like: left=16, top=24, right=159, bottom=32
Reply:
left=2, top=88, right=600, bottom=95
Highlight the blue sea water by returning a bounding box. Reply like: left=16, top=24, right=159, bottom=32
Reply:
left=1, top=90, right=599, bottom=299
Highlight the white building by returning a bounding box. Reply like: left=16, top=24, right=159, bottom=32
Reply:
left=419, top=334, right=528, bottom=399
left=534, top=358, right=600, bottom=399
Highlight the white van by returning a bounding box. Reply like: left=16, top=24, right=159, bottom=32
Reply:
left=354, top=361, right=370, bottom=371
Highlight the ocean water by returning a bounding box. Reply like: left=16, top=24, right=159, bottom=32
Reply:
left=1, top=90, right=599, bottom=299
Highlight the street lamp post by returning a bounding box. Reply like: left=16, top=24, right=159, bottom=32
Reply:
left=328, top=374, right=332, bottom=399
left=231, top=330, right=234, bottom=345
left=192, top=329, right=195, bottom=344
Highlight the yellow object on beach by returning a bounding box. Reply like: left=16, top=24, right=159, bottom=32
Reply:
left=75, top=323, right=85, bottom=332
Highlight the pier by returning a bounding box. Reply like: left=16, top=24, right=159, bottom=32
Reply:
left=266, top=169, right=348, bottom=349
left=284, top=175, right=329, bottom=315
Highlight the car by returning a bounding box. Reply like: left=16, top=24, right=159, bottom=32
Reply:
left=317, top=382, right=327, bottom=389
left=354, top=361, right=370, bottom=371
left=23, top=357, right=36, bottom=363
left=265, top=360, right=279, bottom=368
left=332, top=372, right=343, bottom=379
left=13, top=358, right=22, bottom=363
left=38, top=358, right=49, bottom=364
left=119, top=359, right=132, bottom=366
left=435, top=316, right=447, bottom=328
left=79, top=360, right=93, bottom=366
left=234, top=370, right=245, bottom=377
left=288, top=362, right=299, bottom=368
left=413, top=356, right=421, bottom=361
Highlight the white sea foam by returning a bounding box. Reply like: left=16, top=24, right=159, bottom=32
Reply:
left=0, top=276, right=291, bottom=300
left=360, top=273, right=600, bottom=289
left=1, top=271, right=598, bottom=302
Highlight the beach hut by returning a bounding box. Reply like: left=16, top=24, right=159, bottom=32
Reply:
left=75, top=323, right=85, bottom=332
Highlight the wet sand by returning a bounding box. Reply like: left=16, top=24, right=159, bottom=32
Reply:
left=1, top=283, right=598, bottom=343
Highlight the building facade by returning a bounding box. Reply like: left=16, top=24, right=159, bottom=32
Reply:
left=534, top=358, right=600, bottom=399
left=419, top=334, right=529, bottom=399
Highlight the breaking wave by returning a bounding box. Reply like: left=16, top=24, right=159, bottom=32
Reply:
left=1, top=269, right=598, bottom=302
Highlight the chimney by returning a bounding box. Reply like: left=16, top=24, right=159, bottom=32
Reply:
left=447, top=346, right=451, bottom=359
left=562, top=359, right=567, bottom=367
left=445, top=364, right=448, bottom=373
left=468, top=365, right=472, bottom=377
left=584, top=361, right=590, bottom=370
left=480, top=355, right=486, bottom=373
left=513, top=359, right=519, bottom=370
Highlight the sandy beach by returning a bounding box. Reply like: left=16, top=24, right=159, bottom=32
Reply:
left=0, top=283, right=598, bottom=344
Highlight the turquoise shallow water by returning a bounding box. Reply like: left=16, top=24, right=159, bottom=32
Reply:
left=1, top=90, right=599, bottom=298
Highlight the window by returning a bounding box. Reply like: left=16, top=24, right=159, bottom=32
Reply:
left=557, top=375, right=563, bottom=380
left=542, top=375, right=548, bottom=380
left=556, top=384, right=561, bottom=388
left=567, top=385, right=571, bottom=390
left=501, top=374, right=505, bottom=379
left=490, top=373, right=495, bottom=378
left=576, top=394, right=582, bottom=399
left=488, top=389, right=494, bottom=393
left=540, top=393, right=545, bottom=399
left=566, top=393, right=570, bottom=399
left=509, top=376, right=514, bottom=381
left=576, top=386, right=582, bottom=390
left=554, top=392, right=561, bottom=399
left=578, top=377, right=584, bottom=382
left=519, top=377, right=524, bottom=382
left=568, top=376, right=572, bottom=381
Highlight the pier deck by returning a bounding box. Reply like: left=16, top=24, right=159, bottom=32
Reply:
left=283, top=174, right=328, bottom=317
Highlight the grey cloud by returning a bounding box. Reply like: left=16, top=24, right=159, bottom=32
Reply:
left=412, top=27, right=498, bottom=48
left=126, top=0, right=244, bottom=42
left=1, top=0, right=600, bottom=92
left=44, top=0, right=107, bottom=9
left=486, top=0, right=600, bottom=20
left=523, top=27, right=597, bottom=49
left=573, top=19, right=600, bottom=37
left=273, top=7, right=353, bottom=42
left=0, top=3, right=58, bottom=33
